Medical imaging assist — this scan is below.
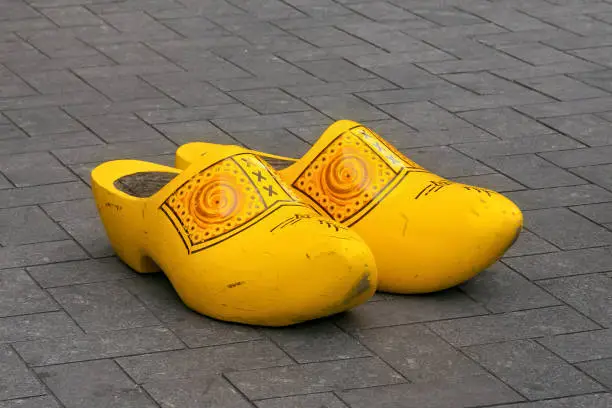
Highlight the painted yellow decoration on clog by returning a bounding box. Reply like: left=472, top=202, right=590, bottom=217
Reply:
left=91, top=146, right=377, bottom=326
left=175, top=120, right=523, bottom=294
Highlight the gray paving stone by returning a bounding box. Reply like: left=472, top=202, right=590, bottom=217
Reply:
left=505, top=247, right=612, bottom=280
left=19, top=70, right=92, bottom=95
left=338, top=23, right=433, bottom=54
left=27, top=258, right=131, bottom=288
left=294, top=58, right=375, bottom=82
left=6, top=54, right=115, bottom=74
left=458, top=107, right=554, bottom=139
left=435, top=90, right=553, bottom=113
left=541, top=146, right=612, bottom=168
left=0, top=123, right=27, bottom=141
left=443, top=72, right=528, bottom=95
left=231, top=128, right=311, bottom=157
left=0, top=396, right=60, bottom=408
left=573, top=163, right=612, bottom=190
left=417, top=54, right=528, bottom=76
left=338, top=373, right=523, bottom=408
left=371, top=118, right=495, bottom=145
left=516, top=97, right=612, bottom=118
left=577, top=359, right=612, bottom=388
left=539, top=274, right=612, bottom=327
left=0, top=174, right=11, bottom=190
left=413, top=7, right=486, bottom=26
left=60, top=217, right=113, bottom=258
left=213, top=111, right=331, bottom=133
left=572, top=203, right=612, bottom=224
left=79, top=113, right=165, bottom=143
left=137, top=103, right=256, bottom=126
left=40, top=198, right=97, bottom=223
left=503, top=230, right=558, bottom=257
left=85, top=76, right=166, bottom=102
left=163, top=17, right=229, bottom=38
left=493, top=60, right=603, bottom=80
left=123, top=274, right=262, bottom=347
left=572, top=70, right=612, bottom=93
left=453, top=133, right=584, bottom=159
left=0, top=311, right=81, bottom=344
left=356, top=83, right=469, bottom=105
left=517, top=75, right=610, bottom=101
left=5, top=107, right=84, bottom=137
left=542, top=114, right=612, bottom=146
left=150, top=80, right=235, bottom=107
left=284, top=78, right=396, bottom=98
left=117, top=340, right=292, bottom=383
left=17, top=32, right=99, bottom=60
left=94, top=42, right=169, bottom=65
left=212, top=72, right=323, bottom=92
left=482, top=154, right=586, bottom=189
left=460, top=263, right=560, bottom=312
left=41, top=6, right=103, bottom=27
left=451, top=173, right=526, bottom=192
left=154, top=120, right=236, bottom=145
left=36, top=360, right=157, bottom=408
left=52, top=139, right=177, bottom=165
left=496, top=43, right=579, bottom=65
left=572, top=46, right=612, bottom=68
left=0, top=269, right=57, bottom=317
left=290, top=26, right=366, bottom=48
left=475, top=28, right=579, bottom=47
left=262, top=322, right=370, bottom=363
left=379, top=101, right=472, bottom=131
left=525, top=208, right=612, bottom=250
left=403, top=145, right=493, bottom=177
left=345, top=2, right=417, bottom=21
left=464, top=339, right=604, bottom=399
left=230, top=88, right=310, bottom=115
left=304, top=94, right=390, bottom=121
left=359, top=63, right=443, bottom=89
left=0, top=152, right=76, bottom=187
left=355, top=324, right=485, bottom=382
left=506, top=184, right=612, bottom=211
left=336, top=289, right=487, bottom=330
left=0, top=131, right=103, bottom=156
left=255, top=393, right=348, bottom=408
left=0, top=181, right=91, bottom=209
left=226, top=357, right=404, bottom=400
left=428, top=306, right=599, bottom=347
left=539, top=329, right=612, bottom=363
left=0, top=345, right=44, bottom=400
left=14, top=326, right=184, bottom=366
left=49, top=282, right=160, bottom=333
left=0, top=206, right=68, bottom=246
left=144, top=375, right=252, bottom=408
left=0, top=240, right=88, bottom=270
left=64, top=98, right=182, bottom=118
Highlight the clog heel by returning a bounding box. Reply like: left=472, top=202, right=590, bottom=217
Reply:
left=175, top=120, right=523, bottom=294
left=91, top=146, right=377, bottom=326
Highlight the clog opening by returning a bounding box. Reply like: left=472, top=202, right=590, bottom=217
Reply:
left=114, top=171, right=177, bottom=198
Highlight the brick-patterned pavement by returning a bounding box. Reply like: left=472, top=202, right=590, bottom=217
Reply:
left=1, top=0, right=612, bottom=406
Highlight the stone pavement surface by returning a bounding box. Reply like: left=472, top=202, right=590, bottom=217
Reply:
left=1, top=0, right=612, bottom=406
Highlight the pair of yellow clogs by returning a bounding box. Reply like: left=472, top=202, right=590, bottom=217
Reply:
left=92, top=120, right=523, bottom=327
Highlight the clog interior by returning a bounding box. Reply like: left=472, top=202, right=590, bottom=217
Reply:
left=114, top=172, right=177, bottom=198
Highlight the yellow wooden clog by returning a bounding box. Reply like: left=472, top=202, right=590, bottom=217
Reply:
left=175, top=120, right=523, bottom=294
left=91, top=145, right=377, bottom=326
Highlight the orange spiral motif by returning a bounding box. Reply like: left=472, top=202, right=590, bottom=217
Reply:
left=164, top=158, right=266, bottom=246
left=321, top=151, right=372, bottom=204
left=294, top=132, right=398, bottom=223
left=190, top=179, right=242, bottom=226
